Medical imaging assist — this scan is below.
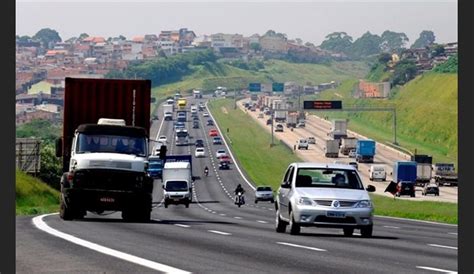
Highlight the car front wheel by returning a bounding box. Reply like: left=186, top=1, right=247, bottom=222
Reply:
left=360, top=225, right=373, bottom=238
left=289, top=211, right=301, bottom=235
left=275, top=208, right=287, bottom=233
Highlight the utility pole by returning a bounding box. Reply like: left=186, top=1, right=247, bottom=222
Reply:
left=234, top=88, right=237, bottom=109
left=271, top=112, right=274, bottom=146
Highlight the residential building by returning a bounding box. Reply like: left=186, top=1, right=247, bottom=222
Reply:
left=259, top=34, right=288, bottom=53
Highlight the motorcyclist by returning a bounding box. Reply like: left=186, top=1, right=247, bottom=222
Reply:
left=234, top=184, right=245, bottom=204
left=204, top=166, right=209, bottom=176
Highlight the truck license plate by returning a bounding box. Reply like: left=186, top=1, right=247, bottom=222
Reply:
left=327, top=211, right=345, bottom=218
left=100, top=197, right=115, bottom=203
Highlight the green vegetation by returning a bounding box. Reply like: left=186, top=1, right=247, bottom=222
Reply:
left=16, top=119, right=63, bottom=190
left=366, top=63, right=392, bottom=82
left=370, top=194, right=457, bottom=224
left=208, top=99, right=456, bottom=224
left=207, top=98, right=301, bottom=189
left=314, top=72, right=457, bottom=164
left=433, top=54, right=458, bottom=73
left=16, top=170, right=60, bottom=215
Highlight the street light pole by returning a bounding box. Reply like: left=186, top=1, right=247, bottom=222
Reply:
left=271, top=112, right=274, bottom=146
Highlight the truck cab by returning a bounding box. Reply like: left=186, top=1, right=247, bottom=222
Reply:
left=147, top=156, right=164, bottom=179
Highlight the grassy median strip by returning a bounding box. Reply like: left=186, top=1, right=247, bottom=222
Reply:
left=208, top=98, right=301, bottom=188
left=16, top=170, right=60, bottom=215
left=370, top=194, right=457, bottom=224
left=209, top=98, right=457, bottom=224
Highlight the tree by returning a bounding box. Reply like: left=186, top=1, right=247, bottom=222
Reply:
left=33, top=28, right=62, bottom=48
left=17, top=35, right=32, bottom=43
left=39, top=143, right=62, bottom=190
left=378, top=52, right=392, bottom=64
left=78, top=33, right=89, bottom=40
left=349, top=31, right=382, bottom=58
left=250, top=42, right=261, bottom=52
left=431, top=44, right=445, bottom=57
left=304, top=42, right=315, bottom=47
left=65, top=37, right=77, bottom=43
left=380, top=30, right=409, bottom=53
left=295, top=38, right=303, bottom=45
left=118, top=35, right=127, bottom=41
left=319, top=32, right=353, bottom=54
left=391, top=59, right=417, bottom=86
left=411, top=30, right=436, bottom=49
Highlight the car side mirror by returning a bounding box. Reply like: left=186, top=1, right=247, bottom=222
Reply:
left=280, top=183, right=290, bottom=189
left=366, top=185, right=376, bottom=192
left=162, top=185, right=165, bottom=189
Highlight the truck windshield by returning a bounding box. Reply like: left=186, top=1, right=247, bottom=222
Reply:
left=165, top=181, right=188, bottom=191
left=76, top=133, right=147, bottom=156
left=296, top=168, right=364, bottom=189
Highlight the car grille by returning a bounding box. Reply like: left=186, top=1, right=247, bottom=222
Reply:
left=315, top=216, right=356, bottom=224
left=314, top=200, right=357, bottom=207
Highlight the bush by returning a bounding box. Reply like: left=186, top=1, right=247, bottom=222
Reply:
left=433, top=54, right=458, bottom=73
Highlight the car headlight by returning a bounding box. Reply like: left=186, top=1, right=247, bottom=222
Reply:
left=297, top=197, right=314, bottom=206
left=355, top=200, right=372, bottom=208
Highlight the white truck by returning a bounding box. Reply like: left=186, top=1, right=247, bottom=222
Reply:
left=193, top=90, right=202, bottom=99
left=324, top=139, right=340, bottom=158
left=162, top=161, right=192, bottom=208
left=163, top=104, right=174, bottom=121
left=340, top=137, right=358, bottom=155
left=330, top=119, right=348, bottom=143
left=274, top=110, right=286, bottom=123
left=286, top=112, right=298, bottom=128
left=411, top=154, right=433, bottom=186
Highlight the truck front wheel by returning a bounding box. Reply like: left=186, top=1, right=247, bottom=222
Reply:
left=59, top=197, right=74, bottom=221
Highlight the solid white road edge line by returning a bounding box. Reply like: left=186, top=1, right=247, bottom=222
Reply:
left=174, top=224, right=190, bottom=228
left=428, top=244, right=458, bottom=250
left=257, top=220, right=268, bottom=224
left=276, top=242, right=327, bottom=252
left=33, top=214, right=191, bottom=274
left=374, top=215, right=458, bottom=227
left=383, top=225, right=400, bottom=229
left=155, top=111, right=166, bottom=141
left=416, top=266, right=457, bottom=273
left=208, top=230, right=231, bottom=236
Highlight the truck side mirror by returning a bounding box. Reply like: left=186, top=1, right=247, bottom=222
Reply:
left=151, top=97, right=156, bottom=103
left=55, top=138, right=63, bottom=157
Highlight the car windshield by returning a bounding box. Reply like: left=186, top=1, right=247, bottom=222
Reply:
left=149, top=162, right=162, bottom=168
left=295, top=168, right=364, bottom=189
left=257, top=187, right=272, bottom=191
left=76, top=133, right=147, bottom=156
left=165, top=181, right=189, bottom=191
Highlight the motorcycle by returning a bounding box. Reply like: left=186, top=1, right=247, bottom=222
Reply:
left=204, top=168, right=209, bottom=177
left=235, top=192, right=245, bottom=207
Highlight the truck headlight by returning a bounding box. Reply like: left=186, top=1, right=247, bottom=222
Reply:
left=297, top=197, right=314, bottom=206
left=355, top=200, right=372, bottom=208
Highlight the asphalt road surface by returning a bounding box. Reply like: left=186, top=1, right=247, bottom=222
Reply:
left=16, top=96, right=458, bottom=273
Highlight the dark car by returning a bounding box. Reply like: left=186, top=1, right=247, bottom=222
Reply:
left=422, top=183, right=440, bottom=196
left=192, top=122, right=199, bottom=129
left=266, top=119, right=273, bottom=125
left=207, top=119, right=214, bottom=126
left=195, top=139, right=204, bottom=147
left=218, top=161, right=230, bottom=170
left=396, top=181, right=416, bottom=197
left=212, top=137, right=222, bottom=145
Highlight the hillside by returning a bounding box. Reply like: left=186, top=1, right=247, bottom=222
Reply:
left=151, top=60, right=369, bottom=100
left=16, top=170, right=60, bottom=215
left=314, top=72, right=458, bottom=164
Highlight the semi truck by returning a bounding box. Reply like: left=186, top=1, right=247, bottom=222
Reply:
left=324, top=139, right=340, bottom=158
left=163, top=104, right=174, bottom=121
left=410, top=154, right=433, bottom=186
left=193, top=90, right=202, bottom=99
left=433, top=163, right=458, bottom=186
left=340, top=137, right=358, bottom=155
left=356, top=139, right=376, bottom=163
left=286, top=111, right=298, bottom=128
left=329, top=119, right=348, bottom=142
left=55, top=78, right=153, bottom=222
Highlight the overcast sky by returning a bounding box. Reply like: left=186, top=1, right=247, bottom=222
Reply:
left=16, top=1, right=457, bottom=46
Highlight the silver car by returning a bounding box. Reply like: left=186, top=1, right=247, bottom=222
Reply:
left=275, top=163, right=376, bottom=237
left=255, top=186, right=274, bottom=203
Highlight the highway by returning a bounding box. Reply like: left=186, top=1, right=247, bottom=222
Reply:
left=239, top=99, right=458, bottom=203
left=16, top=96, right=457, bottom=273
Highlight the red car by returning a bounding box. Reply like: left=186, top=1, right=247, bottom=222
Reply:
left=219, top=155, right=231, bottom=164
left=209, top=129, right=218, bottom=137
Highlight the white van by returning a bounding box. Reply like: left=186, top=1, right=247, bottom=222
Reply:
left=369, top=165, right=387, bottom=181
left=162, top=162, right=192, bottom=208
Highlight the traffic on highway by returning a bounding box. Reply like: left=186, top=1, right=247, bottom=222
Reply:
left=16, top=83, right=457, bottom=273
